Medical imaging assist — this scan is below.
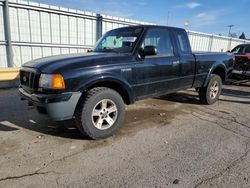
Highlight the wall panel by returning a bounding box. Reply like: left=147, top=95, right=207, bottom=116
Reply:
left=85, top=19, right=93, bottom=46
left=40, top=12, right=51, bottom=43
left=51, top=14, right=60, bottom=44
left=211, top=37, right=229, bottom=52
left=0, top=45, right=7, bottom=68
left=51, top=47, right=60, bottom=56
left=0, top=5, right=5, bottom=41
left=42, top=47, right=52, bottom=57
left=18, top=8, right=30, bottom=42
left=60, top=15, right=69, bottom=44
left=30, top=10, right=41, bottom=43
left=20, top=46, right=32, bottom=63
left=12, top=46, right=21, bottom=67
left=69, top=16, right=77, bottom=44
left=32, top=46, right=42, bottom=59
left=0, top=0, right=249, bottom=68
left=77, top=18, right=85, bottom=45
left=9, top=7, right=19, bottom=41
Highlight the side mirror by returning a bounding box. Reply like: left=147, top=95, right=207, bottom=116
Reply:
left=139, top=46, right=157, bottom=59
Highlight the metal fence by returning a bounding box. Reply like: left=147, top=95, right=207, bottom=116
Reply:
left=187, top=31, right=249, bottom=52
left=0, top=0, right=249, bottom=68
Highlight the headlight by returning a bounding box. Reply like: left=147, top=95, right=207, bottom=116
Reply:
left=39, top=74, right=65, bottom=89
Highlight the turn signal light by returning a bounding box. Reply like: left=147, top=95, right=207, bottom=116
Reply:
left=51, top=74, right=65, bottom=89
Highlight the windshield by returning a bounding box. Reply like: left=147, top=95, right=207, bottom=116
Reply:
left=93, top=27, right=144, bottom=53
left=231, top=45, right=250, bottom=54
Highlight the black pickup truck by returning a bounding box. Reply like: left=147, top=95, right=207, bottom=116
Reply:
left=19, top=25, right=234, bottom=139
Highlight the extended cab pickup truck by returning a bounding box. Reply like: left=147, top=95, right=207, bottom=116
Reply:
left=19, top=25, right=234, bottom=139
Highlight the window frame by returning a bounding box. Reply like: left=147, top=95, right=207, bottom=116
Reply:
left=93, top=26, right=144, bottom=53
left=140, top=27, right=176, bottom=58
left=173, top=29, right=192, bottom=56
left=231, top=45, right=250, bottom=54
left=245, top=46, right=250, bottom=53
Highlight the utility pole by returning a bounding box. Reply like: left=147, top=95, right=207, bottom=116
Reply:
left=3, top=0, right=14, bottom=67
left=227, top=25, right=234, bottom=37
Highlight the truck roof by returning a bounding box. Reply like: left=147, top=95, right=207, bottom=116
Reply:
left=235, top=43, right=250, bottom=47
left=114, top=24, right=186, bottom=32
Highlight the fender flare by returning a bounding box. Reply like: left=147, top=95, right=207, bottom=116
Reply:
left=75, top=73, right=135, bottom=104
left=203, top=63, right=226, bottom=87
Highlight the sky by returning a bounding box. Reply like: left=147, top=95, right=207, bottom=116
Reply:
left=33, top=0, right=250, bottom=38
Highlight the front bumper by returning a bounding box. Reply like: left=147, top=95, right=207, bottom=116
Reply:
left=19, top=87, right=81, bottom=121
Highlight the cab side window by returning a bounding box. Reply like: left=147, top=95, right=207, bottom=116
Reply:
left=142, top=28, right=174, bottom=56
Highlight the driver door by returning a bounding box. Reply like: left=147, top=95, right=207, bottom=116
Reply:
left=133, top=27, right=180, bottom=99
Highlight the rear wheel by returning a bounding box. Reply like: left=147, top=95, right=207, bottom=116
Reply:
left=199, top=75, right=222, bottom=105
left=75, top=87, right=125, bottom=139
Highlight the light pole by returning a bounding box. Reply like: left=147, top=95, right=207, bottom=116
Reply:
left=227, top=25, right=234, bottom=37
left=3, top=0, right=14, bottom=67
left=184, top=20, right=190, bottom=28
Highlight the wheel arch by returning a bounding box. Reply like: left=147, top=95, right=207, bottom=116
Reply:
left=76, top=75, right=135, bottom=105
left=211, top=66, right=226, bottom=81
left=203, top=64, right=226, bottom=86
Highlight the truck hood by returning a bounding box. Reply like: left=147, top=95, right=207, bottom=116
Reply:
left=22, top=52, right=132, bottom=73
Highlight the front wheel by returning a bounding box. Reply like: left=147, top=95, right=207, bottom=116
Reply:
left=199, top=75, right=222, bottom=105
left=75, top=87, right=125, bottom=139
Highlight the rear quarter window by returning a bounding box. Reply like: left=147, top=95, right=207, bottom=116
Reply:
left=175, top=30, right=191, bottom=54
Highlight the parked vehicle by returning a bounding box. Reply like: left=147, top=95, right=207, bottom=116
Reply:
left=19, top=25, right=234, bottom=139
left=231, top=44, right=250, bottom=78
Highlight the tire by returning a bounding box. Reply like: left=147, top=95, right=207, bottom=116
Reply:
left=199, top=75, right=222, bottom=105
left=75, top=87, right=125, bottom=139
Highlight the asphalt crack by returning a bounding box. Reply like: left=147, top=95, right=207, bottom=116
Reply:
left=194, top=149, right=249, bottom=188
left=0, top=171, right=53, bottom=182
left=37, top=149, right=87, bottom=173
left=191, top=106, right=250, bottom=187
left=203, top=106, right=250, bottom=129
left=192, top=107, right=250, bottom=139
left=0, top=137, right=109, bottom=183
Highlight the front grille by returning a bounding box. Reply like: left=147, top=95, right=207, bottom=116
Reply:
left=20, top=69, right=37, bottom=92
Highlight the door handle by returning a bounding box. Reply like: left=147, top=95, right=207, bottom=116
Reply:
left=172, top=61, right=180, bottom=66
